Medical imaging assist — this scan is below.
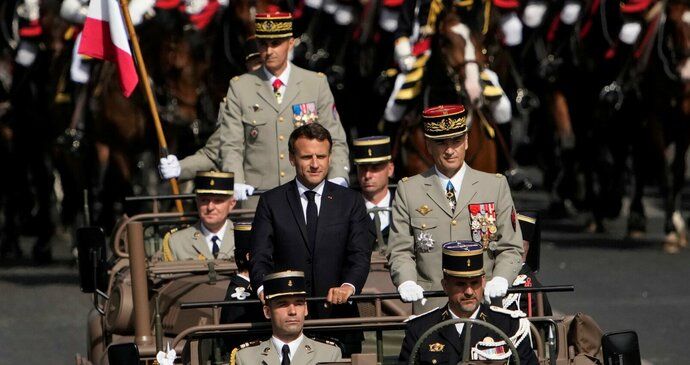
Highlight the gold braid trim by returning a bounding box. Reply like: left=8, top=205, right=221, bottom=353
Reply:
left=229, top=347, right=239, bottom=365
left=424, top=116, right=467, bottom=132
left=426, top=0, right=445, bottom=35
left=162, top=232, right=174, bottom=262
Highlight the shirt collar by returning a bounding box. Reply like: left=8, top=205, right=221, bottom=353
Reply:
left=435, top=162, right=467, bottom=192
left=449, top=305, right=480, bottom=320
left=199, top=220, right=228, bottom=241
left=296, top=178, right=326, bottom=197
left=271, top=334, right=304, bottom=360
left=364, top=189, right=391, bottom=210
left=263, top=62, right=291, bottom=87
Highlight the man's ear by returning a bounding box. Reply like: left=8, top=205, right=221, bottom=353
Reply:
left=387, top=161, right=395, bottom=178
left=229, top=198, right=237, bottom=210
left=263, top=304, right=271, bottom=320
left=441, top=278, right=448, bottom=295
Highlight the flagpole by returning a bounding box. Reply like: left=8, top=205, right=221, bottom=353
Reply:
left=116, top=0, right=184, bottom=214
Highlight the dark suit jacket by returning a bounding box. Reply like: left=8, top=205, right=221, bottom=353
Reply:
left=220, top=275, right=265, bottom=350
left=250, top=179, right=376, bottom=318
left=398, top=303, right=538, bottom=365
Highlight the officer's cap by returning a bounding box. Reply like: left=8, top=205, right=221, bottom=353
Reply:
left=442, top=241, right=484, bottom=278
left=263, top=270, right=307, bottom=300
left=234, top=221, right=252, bottom=251
left=255, top=12, right=293, bottom=39
left=352, top=136, right=391, bottom=165
left=422, top=104, right=468, bottom=140
left=194, top=171, right=234, bottom=196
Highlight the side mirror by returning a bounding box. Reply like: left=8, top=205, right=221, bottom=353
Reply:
left=602, top=330, right=641, bottom=365
left=108, top=343, right=140, bottom=365
left=77, top=227, right=107, bottom=293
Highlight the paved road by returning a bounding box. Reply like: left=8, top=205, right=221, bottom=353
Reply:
left=0, top=189, right=688, bottom=364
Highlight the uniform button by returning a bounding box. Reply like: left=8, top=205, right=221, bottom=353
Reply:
left=280, top=171, right=285, bottom=177
left=421, top=224, right=427, bottom=229
left=432, top=360, right=437, bottom=364
left=252, top=120, right=256, bottom=124
left=280, top=153, right=285, bottom=159
left=451, top=220, right=457, bottom=226
left=279, top=117, right=284, bottom=122
left=279, top=135, right=284, bottom=141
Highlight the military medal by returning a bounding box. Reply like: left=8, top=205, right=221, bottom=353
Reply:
left=416, top=231, right=435, bottom=253
left=469, top=203, right=497, bottom=249
left=250, top=127, right=259, bottom=139
left=292, top=102, right=318, bottom=125
left=230, top=287, right=250, bottom=300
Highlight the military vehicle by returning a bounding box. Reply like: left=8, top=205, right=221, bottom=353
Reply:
left=75, top=194, right=641, bottom=365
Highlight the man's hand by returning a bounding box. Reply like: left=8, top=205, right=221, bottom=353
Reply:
left=327, top=284, right=355, bottom=305
left=397, top=281, right=426, bottom=304
left=234, top=183, right=255, bottom=201
left=159, top=155, right=181, bottom=179
left=484, top=276, right=509, bottom=303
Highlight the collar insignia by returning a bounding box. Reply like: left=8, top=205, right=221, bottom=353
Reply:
left=429, top=342, right=445, bottom=352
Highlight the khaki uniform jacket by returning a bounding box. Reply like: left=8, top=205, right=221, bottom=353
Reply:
left=217, top=64, right=350, bottom=206
left=387, top=166, right=523, bottom=312
left=179, top=128, right=220, bottom=181
left=165, top=220, right=235, bottom=261
left=233, top=337, right=342, bottom=365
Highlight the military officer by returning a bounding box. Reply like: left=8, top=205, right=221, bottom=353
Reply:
left=231, top=270, right=342, bottom=365
left=159, top=12, right=350, bottom=205
left=163, top=171, right=236, bottom=261
left=221, top=221, right=266, bottom=351
left=387, top=104, right=523, bottom=313
left=398, top=241, right=538, bottom=365
left=353, top=136, right=395, bottom=251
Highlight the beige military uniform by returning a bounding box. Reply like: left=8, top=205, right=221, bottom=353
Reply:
left=179, top=127, right=220, bottom=181
left=163, top=220, right=235, bottom=261
left=232, top=337, right=342, bottom=365
left=387, top=166, right=523, bottom=313
left=218, top=63, right=350, bottom=207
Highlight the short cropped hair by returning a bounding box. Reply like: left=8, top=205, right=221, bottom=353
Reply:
left=288, top=123, right=333, bottom=155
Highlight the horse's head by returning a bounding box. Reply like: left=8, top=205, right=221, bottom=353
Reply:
left=667, top=0, right=690, bottom=82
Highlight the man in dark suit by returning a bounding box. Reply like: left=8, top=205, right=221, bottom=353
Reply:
left=398, top=241, right=538, bottom=365
left=250, top=123, right=376, bottom=356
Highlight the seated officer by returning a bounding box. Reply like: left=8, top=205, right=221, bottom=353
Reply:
left=232, top=270, right=342, bottom=365
left=353, top=136, right=395, bottom=251
left=398, top=241, right=538, bottom=365
left=221, top=221, right=266, bottom=350
left=163, top=171, right=237, bottom=261
left=502, top=213, right=552, bottom=316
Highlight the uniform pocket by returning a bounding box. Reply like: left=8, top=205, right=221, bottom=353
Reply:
left=242, top=118, right=268, bottom=143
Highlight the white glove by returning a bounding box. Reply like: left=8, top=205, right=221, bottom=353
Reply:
left=60, top=0, right=88, bottom=24
left=129, top=0, right=156, bottom=26
left=234, top=183, right=255, bottom=201
left=159, top=155, right=181, bottom=179
left=484, top=276, right=509, bottom=303
left=560, top=1, right=582, bottom=25
left=619, top=22, right=642, bottom=45
left=482, top=69, right=512, bottom=124
left=397, top=281, right=426, bottom=303
left=184, top=0, right=208, bottom=15
left=500, top=12, right=523, bottom=46
left=334, top=5, right=355, bottom=25
left=394, top=38, right=417, bottom=73
left=523, top=2, right=548, bottom=28
left=15, top=41, right=38, bottom=67
left=328, top=177, right=349, bottom=187
left=464, top=63, right=482, bottom=104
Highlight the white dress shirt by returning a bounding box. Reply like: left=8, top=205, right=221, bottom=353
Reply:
left=272, top=334, right=304, bottom=362
left=365, top=190, right=391, bottom=231
left=263, top=63, right=291, bottom=103
left=296, top=178, right=325, bottom=221
left=199, top=220, right=228, bottom=254
left=449, top=305, right=480, bottom=336
left=435, top=162, right=467, bottom=199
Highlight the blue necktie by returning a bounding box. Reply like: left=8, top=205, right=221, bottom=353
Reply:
left=211, top=236, right=220, bottom=259
left=446, top=181, right=456, bottom=213
left=281, top=344, right=290, bottom=365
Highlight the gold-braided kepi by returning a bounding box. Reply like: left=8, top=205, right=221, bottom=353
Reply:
left=255, top=12, right=293, bottom=39
left=422, top=104, right=468, bottom=140
left=352, top=136, right=391, bottom=164
left=194, top=171, right=234, bottom=195
left=442, top=241, right=484, bottom=278
left=263, top=270, right=307, bottom=300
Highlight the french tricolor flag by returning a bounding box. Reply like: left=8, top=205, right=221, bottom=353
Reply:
left=78, top=0, right=139, bottom=97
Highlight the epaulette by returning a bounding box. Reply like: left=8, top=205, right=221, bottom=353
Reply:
left=404, top=306, right=439, bottom=322
left=308, top=336, right=338, bottom=347
left=231, top=76, right=240, bottom=82
left=489, top=305, right=526, bottom=318
left=230, top=341, right=261, bottom=365
left=495, top=173, right=503, bottom=178
left=316, top=72, right=325, bottom=78
left=401, top=176, right=409, bottom=182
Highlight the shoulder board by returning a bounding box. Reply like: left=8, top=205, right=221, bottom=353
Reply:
left=239, top=340, right=261, bottom=349
left=404, top=306, right=439, bottom=322
left=316, top=72, right=325, bottom=78
left=166, top=227, right=180, bottom=235
left=489, top=305, right=526, bottom=318
left=401, top=176, right=409, bottom=182
left=495, top=173, right=503, bottom=178
left=231, top=76, right=240, bottom=82
left=308, top=337, right=338, bottom=347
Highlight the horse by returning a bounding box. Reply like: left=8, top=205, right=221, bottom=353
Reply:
left=628, top=0, right=690, bottom=253
left=393, top=6, right=502, bottom=178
